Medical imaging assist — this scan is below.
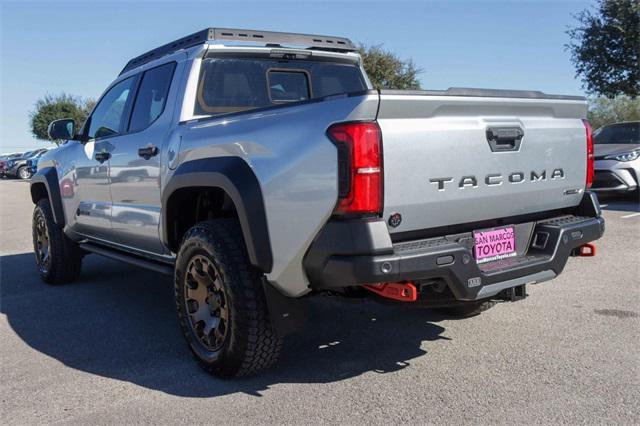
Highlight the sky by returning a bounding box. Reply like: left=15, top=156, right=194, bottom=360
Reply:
left=0, top=0, right=596, bottom=152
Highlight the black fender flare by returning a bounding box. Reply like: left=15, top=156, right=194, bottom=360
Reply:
left=30, top=167, right=65, bottom=227
left=162, top=157, right=273, bottom=273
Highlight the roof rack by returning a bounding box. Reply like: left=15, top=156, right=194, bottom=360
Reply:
left=119, top=28, right=356, bottom=75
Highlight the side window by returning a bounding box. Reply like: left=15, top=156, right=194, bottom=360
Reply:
left=88, top=77, right=136, bottom=139
left=268, top=70, right=310, bottom=102
left=196, top=59, right=269, bottom=115
left=129, top=62, right=176, bottom=132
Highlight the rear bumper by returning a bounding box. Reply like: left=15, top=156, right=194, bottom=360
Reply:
left=4, top=166, right=18, bottom=176
left=304, top=192, right=604, bottom=301
left=4, top=163, right=24, bottom=177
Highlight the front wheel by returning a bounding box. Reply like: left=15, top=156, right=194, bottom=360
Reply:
left=174, top=219, right=282, bottom=378
left=32, top=198, right=82, bottom=284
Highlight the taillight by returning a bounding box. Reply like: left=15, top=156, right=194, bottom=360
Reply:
left=583, top=119, right=594, bottom=188
left=327, top=121, right=382, bottom=215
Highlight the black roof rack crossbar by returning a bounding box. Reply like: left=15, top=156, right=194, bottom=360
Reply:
left=119, top=28, right=356, bottom=75
left=119, top=29, right=209, bottom=76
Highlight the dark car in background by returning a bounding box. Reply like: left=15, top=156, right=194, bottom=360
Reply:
left=592, top=121, right=640, bottom=195
left=3, top=149, right=48, bottom=180
left=0, top=153, right=24, bottom=177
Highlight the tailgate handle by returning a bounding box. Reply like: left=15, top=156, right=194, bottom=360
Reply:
left=486, top=127, right=524, bottom=152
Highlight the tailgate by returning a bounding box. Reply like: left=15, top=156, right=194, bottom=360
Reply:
left=377, top=89, right=588, bottom=234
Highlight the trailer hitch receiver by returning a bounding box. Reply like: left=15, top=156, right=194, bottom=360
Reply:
left=363, top=282, right=417, bottom=302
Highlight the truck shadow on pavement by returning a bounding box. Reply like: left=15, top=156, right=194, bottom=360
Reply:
left=1, top=252, right=448, bottom=398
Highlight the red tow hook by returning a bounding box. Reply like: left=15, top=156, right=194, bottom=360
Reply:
left=579, top=243, right=596, bottom=257
left=363, top=282, right=417, bottom=302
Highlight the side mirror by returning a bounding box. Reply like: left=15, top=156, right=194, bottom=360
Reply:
left=48, top=119, right=76, bottom=141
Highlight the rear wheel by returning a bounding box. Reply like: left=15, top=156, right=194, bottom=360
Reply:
left=175, top=219, right=282, bottom=378
left=18, top=166, right=32, bottom=180
left=32, top=198, right=82, bottom=284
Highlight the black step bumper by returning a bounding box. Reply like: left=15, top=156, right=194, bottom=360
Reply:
left=304, top=192, right=605, bottom=301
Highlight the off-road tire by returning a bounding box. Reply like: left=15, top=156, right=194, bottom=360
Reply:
left=435, top=300, right=496, bottom=318
left=32, top=198, right=82, bottom=284
left=18, top=166, right=32, bottom=180
left=175, top=219, right=282, bottom=378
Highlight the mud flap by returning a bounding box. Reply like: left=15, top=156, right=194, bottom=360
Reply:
left=262, top=280, right=308, bottom=337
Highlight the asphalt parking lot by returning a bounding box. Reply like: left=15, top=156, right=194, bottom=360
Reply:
left=1, top=179, right=638, bottom=424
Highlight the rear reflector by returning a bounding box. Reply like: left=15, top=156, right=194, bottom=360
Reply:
left=582, top=119, right=594, bottom=188
left=327, top=122, right=382, bottom=214
left=579, top=243, right=596, bottom=257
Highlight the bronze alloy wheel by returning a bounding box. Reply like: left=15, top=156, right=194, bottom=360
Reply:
left=174, top=219, right=282, bottom=377
left=184, top=255, right=229, bottom=352
left=34, top=210, right=50, bottom=274
left=32, top=198, right=83, bottom=285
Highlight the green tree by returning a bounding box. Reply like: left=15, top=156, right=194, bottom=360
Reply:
left=359, top=44, right=422, bottom=90
left=29, top=93, right=95, bottom=145
left=567, top=0, right=640, bottom=97
left=587, top=95, right=640, bottom=129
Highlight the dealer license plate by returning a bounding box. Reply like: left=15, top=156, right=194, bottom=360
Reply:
left=473, top=226, right=516, bottom=264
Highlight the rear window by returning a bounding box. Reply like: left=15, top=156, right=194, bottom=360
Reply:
left=195, top=58, right=366, bottom=116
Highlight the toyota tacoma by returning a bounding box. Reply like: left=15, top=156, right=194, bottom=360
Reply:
left=31, top=28, right=604, bottom=378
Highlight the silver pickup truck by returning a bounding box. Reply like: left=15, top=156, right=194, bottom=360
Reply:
left=33, top=28, right=604, bottom=378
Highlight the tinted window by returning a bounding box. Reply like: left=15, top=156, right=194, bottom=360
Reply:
left=129, top=63, right=176, bottom=132
left=196, top=58, right=366, bottom=116
left=268, top=71, right=309, bottom=102
left=594, top=122, right=640, bottom=144
left=88, top=77, right=136, bottom=139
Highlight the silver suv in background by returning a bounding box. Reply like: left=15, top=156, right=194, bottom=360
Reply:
left=592, top=121, right=640, bottom=195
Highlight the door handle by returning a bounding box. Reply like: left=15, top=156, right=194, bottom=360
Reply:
left=138, top=145, right=159, bottom=160
left=95, top=151, right=111, bottom=163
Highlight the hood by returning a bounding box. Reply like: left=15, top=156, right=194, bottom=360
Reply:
left=594, top=143, right=640, bottom=158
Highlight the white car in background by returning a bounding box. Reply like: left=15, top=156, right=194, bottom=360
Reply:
left=592, top=121, right=640, bottom=195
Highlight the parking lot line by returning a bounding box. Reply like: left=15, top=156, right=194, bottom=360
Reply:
left=621, top=212, right=640, bottom=219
